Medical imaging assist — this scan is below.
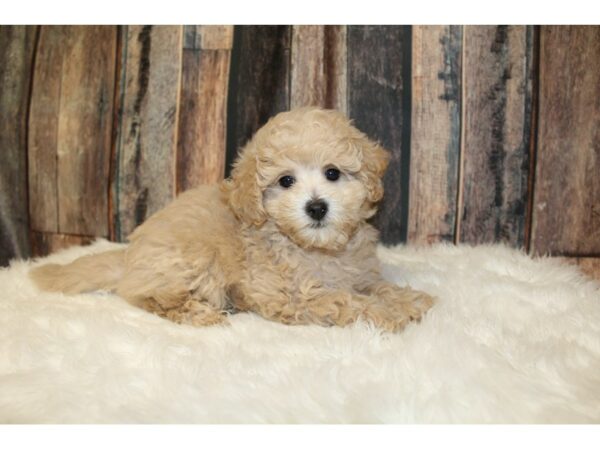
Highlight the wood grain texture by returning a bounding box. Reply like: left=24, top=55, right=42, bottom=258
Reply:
left=28, top=26, right=65, bottom=233
left=556, top=257, right=600, bottom=281
left=177, top=48, right=231, bottom=191
left=225, top=26, right=291, bottom=176
left=183, top=25, right=233, bottom=50
left=291, top=25, right=347, bottom=112
left=183, top=26, right=202, bottom=50
left=30, top=231, right=93, bottom=258
left=531, top=26, right=600, bottom=256
left=113, top=25, right=183, bottom=241
left=458, top=26, right=535, bottom=247
left=56, top=26, right=116, bottom=236
left=573, top=258, right=600, bottom=281
left=0, top=26, right=37, bottom=265
left=347, top=26, right=412, bottom=245
left=408, top=25, right=462, bottom=244
left=29, top=26, right=117, bottom=238
left=200, top=26, right=233, bottom=50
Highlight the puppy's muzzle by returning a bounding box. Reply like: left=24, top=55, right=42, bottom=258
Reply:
left=305, top=199, right=328, bottom=221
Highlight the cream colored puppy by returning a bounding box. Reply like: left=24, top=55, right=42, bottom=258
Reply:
left=31, top=107, right=433, bottom=331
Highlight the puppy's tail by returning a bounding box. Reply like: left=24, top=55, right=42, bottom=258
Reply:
left=29, top=249, right=125, bottom=295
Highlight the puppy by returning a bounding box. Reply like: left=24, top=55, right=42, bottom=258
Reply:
left=31, top=107, right=433, bottom=332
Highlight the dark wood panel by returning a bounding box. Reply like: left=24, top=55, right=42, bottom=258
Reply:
left=31, top=231, right=94, bottom=258
left=0, top=26, right=37, bottom=265
left=112, top=25, right=183, bottom=241
left=177, top=31, right=231, bottom=191
left=408, top=25, right=462, bottom=245
left=291, top=25, right=347, bottom=112
left=225, top=25, right=291, bottom=176
left=347, top=25, right=412, bottom=245
left=532, top=26, right=600, bottom=255
left=56, top=26, right=116, bottom=236
left=458, top=26, right=535, bottom=247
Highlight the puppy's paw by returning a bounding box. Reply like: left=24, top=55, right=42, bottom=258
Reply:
left=398, top=289, right=434, bottom=321
left=166, top=300, right=230, bottom=327
left=361, top=285, right=435, bottom=332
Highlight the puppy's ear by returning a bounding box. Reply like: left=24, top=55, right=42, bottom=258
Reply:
left=221, top=143, right=267, bottom=226
left=352, top=137, right=390, bottom=204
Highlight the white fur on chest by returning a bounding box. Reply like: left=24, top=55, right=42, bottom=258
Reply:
left=246, top=223, right=381, bottom=293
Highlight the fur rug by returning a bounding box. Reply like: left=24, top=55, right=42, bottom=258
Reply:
left=1, top=240, right=599, bottom=424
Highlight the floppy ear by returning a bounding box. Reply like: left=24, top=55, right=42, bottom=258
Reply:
left=353, top=137, right=390, bottom=204
left=221, top=143, right=267, bottom=227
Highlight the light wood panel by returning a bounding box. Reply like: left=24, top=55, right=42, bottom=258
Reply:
left=177, top=26, right=232, bottom=191
left=28, top=26, right=65, bottom=233
left=56, top=26, right=116, bottom=236
left=28, top=26, right=117, bottom=238
left=408, top=25, right=462, bottom=244
left=290, top=25, right=347, bottom=112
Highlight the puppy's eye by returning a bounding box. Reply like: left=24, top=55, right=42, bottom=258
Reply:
left=324, top=167, right=340, bottom=182
left=278, top=175, right=295, bottom=188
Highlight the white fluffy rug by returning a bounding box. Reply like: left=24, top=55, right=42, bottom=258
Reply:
left=1, top=240, right=599, bottom=424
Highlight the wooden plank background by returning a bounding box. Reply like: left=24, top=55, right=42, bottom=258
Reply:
left=348, top=25, right=413, bottom=245
left=177, top=25, right=233, bottom=192
left=408, top=25, right=462, bottom=245
left=531, top=26, right=600, bottom=257
left=458, top=26, right=535, bottom=247
left=113, top=25, right=182, bottom=241
left=0, top=26, right=37, bottom=264
left=225, top=25, right=291, bottom=176
left=0, top=25, right=599, bottom=280
left=28, top=26, right=117, bottom=238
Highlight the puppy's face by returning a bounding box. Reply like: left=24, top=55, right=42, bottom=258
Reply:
left=261, top=160, right=369, bottom=251
left=224, top=107, right=390, bottom=252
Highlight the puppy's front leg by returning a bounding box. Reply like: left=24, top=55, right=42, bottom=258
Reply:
left=248, top=290, right=421, bottom=332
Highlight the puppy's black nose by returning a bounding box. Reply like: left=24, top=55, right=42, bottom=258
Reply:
left=305, top=199, right=328, bottom=221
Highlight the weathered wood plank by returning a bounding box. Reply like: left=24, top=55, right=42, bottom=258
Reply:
left=0, top=25, right=37, bottom=265
left=30, top=231, right=93, bottom=258
left=225, top=26, right=291, bottom=176
left=291, top=25, right=347, bottom=112
left=56, top=26, right=117, bottom=237
left=113, top=25, right=183, bottom=241
left=408, top=25, right=462, bottom=245
left=556, top=257, right=600, bottom=281
left=183, top=26, right=202, bottom=50
left=183, top=25, right=233, bottom=50
left=347, top=25, right=412, bottom=245
left=108, top=25, right=126, bottom=242
left=573, top=258, right=600, bottom=281
left=458, top=26, right=535, bottom=247
left=531, top=26, right=600, bottom=256
left=200, top=25, right=234, bottom=50
left=28, top=26, right=66, bottom=233
left=177, top=48, right=231, bottom=191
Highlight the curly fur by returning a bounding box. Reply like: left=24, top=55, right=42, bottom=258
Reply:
left=30, top=107, right=433, bottom=332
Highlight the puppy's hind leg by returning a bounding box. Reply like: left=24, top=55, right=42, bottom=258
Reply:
left=30, top=249, right=125, bottom=294
left=115, top=250, right=232, bottom=327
